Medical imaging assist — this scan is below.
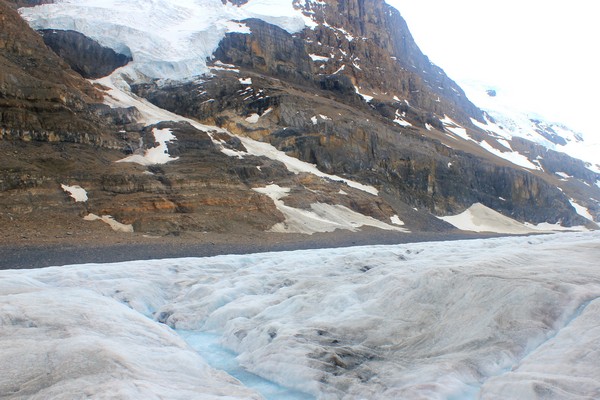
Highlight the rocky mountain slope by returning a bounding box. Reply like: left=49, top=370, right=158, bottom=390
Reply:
left=1, top=0, right=598, bottom=244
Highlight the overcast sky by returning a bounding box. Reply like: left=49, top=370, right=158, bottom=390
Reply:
left=385, top=0, right=599, bottom=138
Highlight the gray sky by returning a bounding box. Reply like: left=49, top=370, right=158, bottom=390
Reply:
left=385, top=0, right=599, bottom=138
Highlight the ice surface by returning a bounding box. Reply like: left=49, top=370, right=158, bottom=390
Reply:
left=179, top=331, right=314, bottom=399
left=479, top=297, right=600, bottom=399
left=1, top=232, right=600, bottom=399
left=20, top=0, right=311, bottom=81
left=60, top=184, right=88, bottom=202
left=0, top=287, right=261, bottom=399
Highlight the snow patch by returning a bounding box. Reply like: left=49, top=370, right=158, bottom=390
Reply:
left=238, top=138, right=379, bottom=195
left=449, top=116, right=539, bottom=170
left=438, top=203, right=588, bottom=234
left=253, top=184, right=406, bottom=234
left=225, top=20, right=251, bottom=34
left=333, top=64, right=346, bottom=74
left=556, top=171, right=572, bottom=180
left=393, top=110, right=412, bottom=127
left=523, top=222, right=589, bottom=232
left=61, top=184, right=88, bottom=202
left=117, top=128, right=178, bottom=166
left=239, top=77, right=252, bottom=85
left=354, top=86, right=373, bottom=102
left=210, top=60, right=240, bottom=73
left=309, top=54, right=329, bottom=62
left=245, top=113, right=260, bottom=123
left=390, top=215, right=405, bottom=226
left=442, top=115, right=472, bottom=141
left=84, top=213, right=134, bottom=233
left=479, top=141, right=540, bottom=170
left=569, top=199, right=595, bottom=222
left=464, top=82, right=600, bottom=173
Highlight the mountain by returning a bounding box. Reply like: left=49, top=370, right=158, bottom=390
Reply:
left=1, top=0, right=598, bottom=244
left=462, top=80, right=600, bottom=174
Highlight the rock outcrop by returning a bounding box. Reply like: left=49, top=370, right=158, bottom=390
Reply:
left=40, top=29, right=132, bottom=79
left=0, top=0, right=122, bottom=145
left=296, top=0, right=484, bottom=124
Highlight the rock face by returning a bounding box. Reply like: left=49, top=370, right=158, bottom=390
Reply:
left=1, top=0, right=598, bottom=242
left=213, top=18, right=314, bottom=85
left=4, top=0, right=53, bottom=8
left=0, top=0, right=123, bottom=145
left=40, top=29, right=132, bottom=79
left=136, top=0, right=598, bottom=227
left=297, top=0, right=484, bottom=124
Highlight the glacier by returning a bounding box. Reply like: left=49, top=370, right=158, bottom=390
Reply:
left=19, top=0, right=311, bottom=81
left=2, top=231, right=600, bottom=399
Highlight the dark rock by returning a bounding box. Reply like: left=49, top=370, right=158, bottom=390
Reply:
left=4, top=0, right=54, bottom=8
left=0, top=1, right=119, bottom=145
left=319, top=74, right=361, bottom=99
left=297, top=0, right=485, bottom=125
left=530, top=119, right=568, bottom=146
left=213, top=18, right=314, bottom=85
left=40, top=29, right=132, bottom=79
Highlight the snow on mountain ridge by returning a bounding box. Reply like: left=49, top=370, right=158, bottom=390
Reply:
left=462, top=81, right=600, bottom=173
left=20, top=0, right=310, bottom=81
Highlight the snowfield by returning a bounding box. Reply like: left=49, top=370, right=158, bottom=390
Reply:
left=439, top=203, right=591, bottom=234
left=2, top=232, right=600, bottom=399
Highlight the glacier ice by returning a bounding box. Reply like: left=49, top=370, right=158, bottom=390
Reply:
left=1, top=232, right=600, bottom=398
left=20, top=0, right=310, bottom=81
